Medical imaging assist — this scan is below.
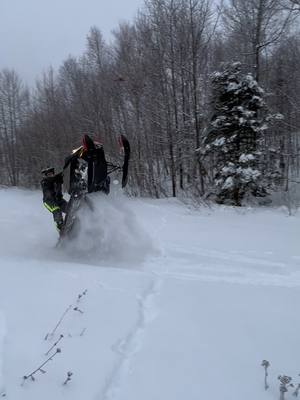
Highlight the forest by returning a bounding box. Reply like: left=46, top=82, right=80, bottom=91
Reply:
left=1, top=0, right=300, bottom=205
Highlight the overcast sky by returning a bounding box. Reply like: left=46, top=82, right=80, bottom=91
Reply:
left=0, top=0, right=143, bottom=85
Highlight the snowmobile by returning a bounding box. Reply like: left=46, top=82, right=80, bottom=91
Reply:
left=57, top=135, right=130, bottom=246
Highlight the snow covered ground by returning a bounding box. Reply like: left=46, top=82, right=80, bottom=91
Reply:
left=0, top=187, right=299, bottom=400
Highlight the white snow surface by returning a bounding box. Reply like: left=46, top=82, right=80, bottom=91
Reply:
left=239, top=153, right=255, bottom=163
left=0, top=187, right=299, bottom=400
left=211, top=136, right=225, bottom=146
left=222, top=176, right=235, bottom=189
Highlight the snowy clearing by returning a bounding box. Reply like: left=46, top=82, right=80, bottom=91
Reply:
left=0, top=187, right=299, bottom=400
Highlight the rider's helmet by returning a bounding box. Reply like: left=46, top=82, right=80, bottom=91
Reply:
left=41, top=167, right=55, bottom=176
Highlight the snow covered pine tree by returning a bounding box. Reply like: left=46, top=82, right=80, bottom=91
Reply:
left=201, top=62, right=272, bottom=206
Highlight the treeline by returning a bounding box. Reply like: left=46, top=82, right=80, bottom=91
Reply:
left=0, top=0, right=300, bottom=203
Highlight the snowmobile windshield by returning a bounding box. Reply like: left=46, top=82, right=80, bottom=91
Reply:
left=82, top=135, right=96, bottom=152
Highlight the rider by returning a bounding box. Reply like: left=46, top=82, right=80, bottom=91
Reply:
left=63, top=134, right=110, bottom=195
left=41, top=167, right=68, bottom=231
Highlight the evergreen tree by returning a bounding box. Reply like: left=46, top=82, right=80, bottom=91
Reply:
left=202, top=62, right=272, bottom=206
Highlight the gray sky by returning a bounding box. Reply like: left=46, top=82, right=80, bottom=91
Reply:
left=0, top=0, right=143, bottom=85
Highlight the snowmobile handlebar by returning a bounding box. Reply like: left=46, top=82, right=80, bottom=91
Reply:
left=59, top=163, right=122, bottom=176
left=107, top=162, right=123, bottom=175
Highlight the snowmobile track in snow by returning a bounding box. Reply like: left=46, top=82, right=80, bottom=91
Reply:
left=98, top=273, right=163, bottom=400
